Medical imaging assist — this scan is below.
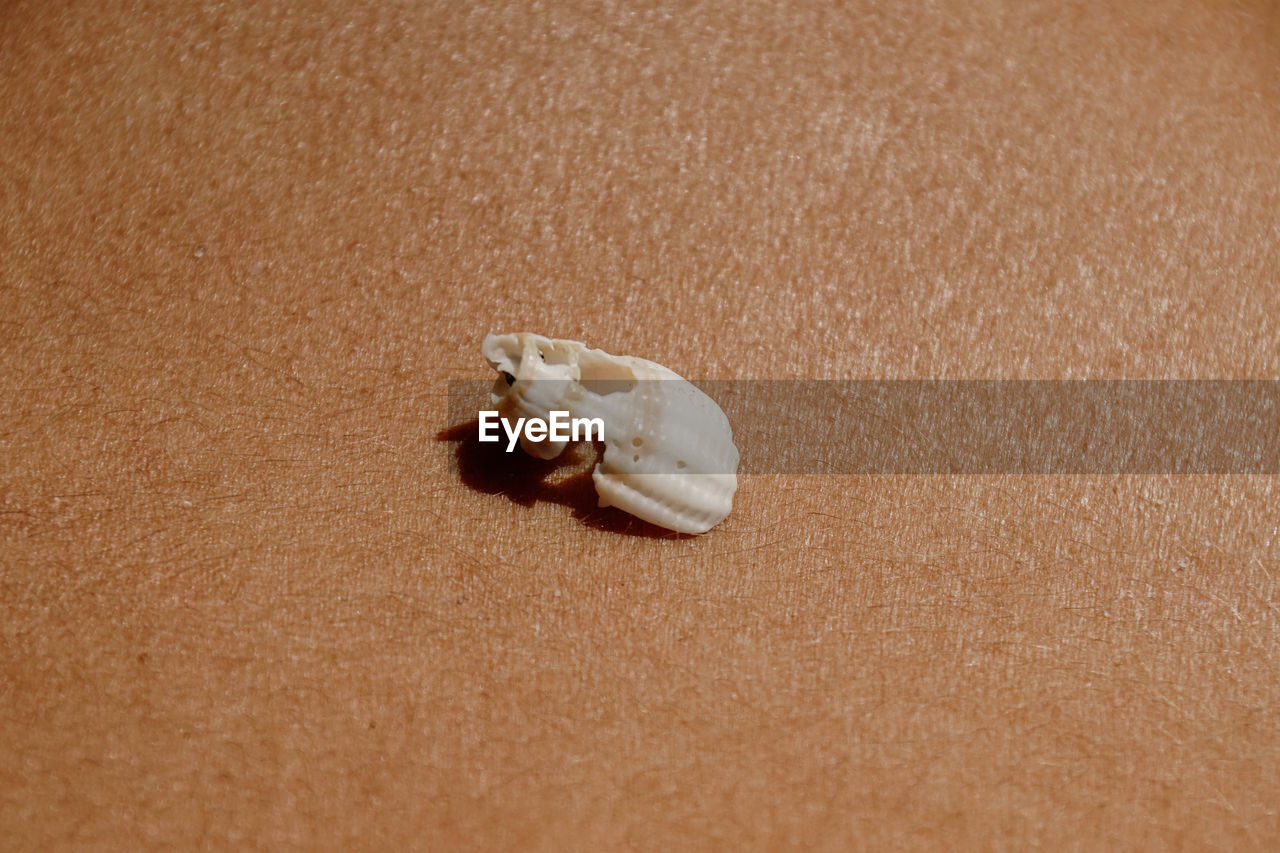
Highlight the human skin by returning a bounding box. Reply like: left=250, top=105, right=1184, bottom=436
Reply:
left=2, top=0, right=1278, bottom=849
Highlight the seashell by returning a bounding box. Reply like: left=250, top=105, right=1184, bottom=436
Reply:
left=481, top=332, right=738, bottom=534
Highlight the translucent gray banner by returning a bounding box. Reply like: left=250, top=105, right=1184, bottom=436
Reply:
left=445, top=380, right=1280, bottom=474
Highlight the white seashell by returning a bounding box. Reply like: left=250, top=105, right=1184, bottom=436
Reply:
left=481, top=332, right=738, bottom=534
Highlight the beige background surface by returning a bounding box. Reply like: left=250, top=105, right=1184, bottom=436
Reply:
left=2, top=0, right=1279, bottom=849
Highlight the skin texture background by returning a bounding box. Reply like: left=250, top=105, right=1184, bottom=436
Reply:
left=2, top=0, right=1279, bottom=848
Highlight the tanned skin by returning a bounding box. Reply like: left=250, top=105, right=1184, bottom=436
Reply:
left=2, top=1, right=1278, bottom=848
